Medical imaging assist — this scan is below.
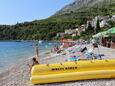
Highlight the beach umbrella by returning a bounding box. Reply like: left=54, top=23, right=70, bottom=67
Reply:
left=101, top=31, right=109, bottom=37
left=93, top=33, right=102, bottom=38
left=93, top=31, right=109, bottom=38
left=107, top=27, right=115, bottom=36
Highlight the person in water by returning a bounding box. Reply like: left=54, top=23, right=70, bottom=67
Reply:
left=28, top=57, right=39, bottom=73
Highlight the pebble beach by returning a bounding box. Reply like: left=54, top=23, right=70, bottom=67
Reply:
left=0, top=44, right=115, bottom=86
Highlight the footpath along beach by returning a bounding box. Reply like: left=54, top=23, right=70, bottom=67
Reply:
left=0, top=44, right=115, bottom=86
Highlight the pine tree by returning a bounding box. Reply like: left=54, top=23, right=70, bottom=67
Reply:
left=96, top=19, right=100, bottom=33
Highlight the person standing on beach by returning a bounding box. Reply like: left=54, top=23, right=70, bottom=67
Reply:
left=91, top=39, right=98, bottom=49
left=32, top=42, right=39, bottom=61
left=36, top=46, right=39, bottom=58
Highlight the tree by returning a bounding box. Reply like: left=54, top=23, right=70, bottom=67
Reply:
left=96, top=19, right=101, bottom=33
left=87, top=22, right=93, bottom=30
left=86, top=22, right=94, bottom=34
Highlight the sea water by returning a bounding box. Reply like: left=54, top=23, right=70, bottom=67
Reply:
left=0, top=41, right=59, bottom=72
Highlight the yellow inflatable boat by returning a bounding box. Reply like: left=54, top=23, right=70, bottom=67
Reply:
left=30, top=59, right=115, bottom=84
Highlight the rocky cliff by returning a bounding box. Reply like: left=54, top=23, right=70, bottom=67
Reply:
left=55, top=0, right=113, bottom=16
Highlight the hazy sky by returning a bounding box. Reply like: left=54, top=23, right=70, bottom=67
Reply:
left=0, top=0, right=73, bottom=25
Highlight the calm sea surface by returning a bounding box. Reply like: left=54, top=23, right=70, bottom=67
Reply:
left=0, top=41, right=58, bottom=72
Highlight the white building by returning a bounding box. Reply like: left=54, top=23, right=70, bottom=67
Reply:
left=100, top=20, right=108, bottom=28
left=65, top=29, right=76, bottom=35
left=56, top=33, right=65, bottom=38
left=92, top=16, right=99, bottom=29
left=111, top=15, right=115, bottom=21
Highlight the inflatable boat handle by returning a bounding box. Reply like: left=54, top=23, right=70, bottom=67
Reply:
left=74, top=61, right=77, bottom=64
left=105, top=59, right=108, bottom=62
left=46, top=64, right=49, bottom=66
left=60, top=63, right=63, bottom=65
left=90, top=60, right=93, bottom=63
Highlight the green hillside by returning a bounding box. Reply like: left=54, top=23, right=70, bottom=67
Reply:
left=0, top=0, right=115, bottom=40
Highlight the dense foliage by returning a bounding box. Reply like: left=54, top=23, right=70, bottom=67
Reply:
left=0, top=1, right=114, bottom=40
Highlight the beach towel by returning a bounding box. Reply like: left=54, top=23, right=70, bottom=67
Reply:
left=67, top=56, right=79, bottom=61
left=68, top=47, right=82, bottom=54
left=94, top=54, right=104, bottom=59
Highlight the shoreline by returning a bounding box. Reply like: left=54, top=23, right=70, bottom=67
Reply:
left=0, top=50, right=49, bottom=75
left=0, top=44, right=115, bottom=86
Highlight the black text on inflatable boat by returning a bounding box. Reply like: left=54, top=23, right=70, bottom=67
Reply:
left=51, top=66, right=78, bottom=71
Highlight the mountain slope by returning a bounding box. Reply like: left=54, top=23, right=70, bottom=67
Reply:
left=0, top=0, right=115, bottom=40
left=55, top=0, right=114, bottom=16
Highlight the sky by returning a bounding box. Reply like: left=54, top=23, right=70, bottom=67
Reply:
left=0, top=0, right=73, bottom=25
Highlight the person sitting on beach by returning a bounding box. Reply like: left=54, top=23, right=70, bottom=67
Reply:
left=91, top=39, right=98, bottom=49
left=28, top=57, right=39, bottom=73
left=51, top=45, right=60, bottom=53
